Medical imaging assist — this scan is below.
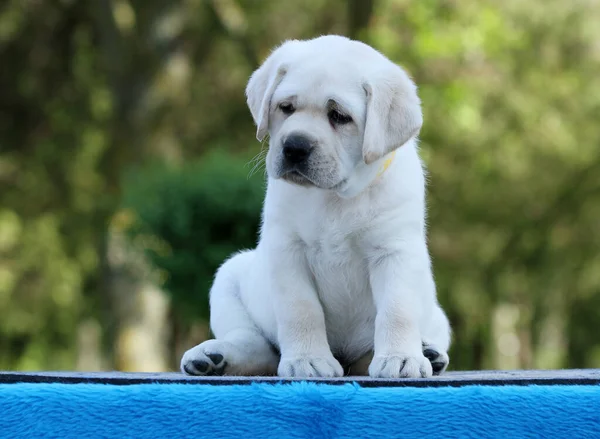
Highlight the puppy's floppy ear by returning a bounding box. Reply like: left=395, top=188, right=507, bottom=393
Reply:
left=246, top=43, right=294, bottom=141
left=362, top=66, right=423, bottom=165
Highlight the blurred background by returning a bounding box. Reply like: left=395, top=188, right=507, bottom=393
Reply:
left=1, top=0, right=599, bottom=373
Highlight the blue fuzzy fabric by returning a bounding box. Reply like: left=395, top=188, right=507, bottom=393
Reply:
left=1, top=382, right=599, bottom=439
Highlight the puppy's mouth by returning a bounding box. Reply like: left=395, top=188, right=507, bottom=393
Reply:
left=281, top=169, right=314, bottom=187
left=281, top=169, right=347, bottom=191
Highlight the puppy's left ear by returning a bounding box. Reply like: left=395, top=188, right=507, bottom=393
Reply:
left=246, top=42, right=296, bottom=141
left=362, top=66, right=423, bottom=165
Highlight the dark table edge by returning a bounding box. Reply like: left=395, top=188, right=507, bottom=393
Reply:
left=1, top=370, right=599, bottom=387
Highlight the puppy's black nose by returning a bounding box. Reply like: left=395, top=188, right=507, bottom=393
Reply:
left=283, top=135, right=313, bottom=165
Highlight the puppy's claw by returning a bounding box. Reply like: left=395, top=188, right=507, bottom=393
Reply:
left=369, top=354, right=433, bottom=379
left=278, top=355, right=344, bottom=378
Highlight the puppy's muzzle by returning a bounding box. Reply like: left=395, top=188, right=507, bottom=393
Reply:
left=282, top=134, right=314, bottom=169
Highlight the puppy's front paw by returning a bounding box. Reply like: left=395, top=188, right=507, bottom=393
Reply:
left=278, top=355, right=344, bottom=378
left=369, top=353, right=432, bottom=378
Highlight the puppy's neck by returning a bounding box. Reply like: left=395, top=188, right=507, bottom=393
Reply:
left=375, top=150, right=396, bottom=178
left=335, top=151, right=396, bottom=199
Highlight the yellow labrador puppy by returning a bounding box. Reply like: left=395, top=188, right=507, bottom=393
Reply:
left=181, top=35, right=450, bottom=378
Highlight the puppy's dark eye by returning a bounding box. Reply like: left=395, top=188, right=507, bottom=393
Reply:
left=279, top=103, right=295, bottom=115
left=328, top=109, right=352, bottom=125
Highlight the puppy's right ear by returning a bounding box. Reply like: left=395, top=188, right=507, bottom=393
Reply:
left=246, top=44, right=291, bottom=141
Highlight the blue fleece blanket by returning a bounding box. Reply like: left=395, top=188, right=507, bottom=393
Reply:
left=0, top=382, right=599, bottom=438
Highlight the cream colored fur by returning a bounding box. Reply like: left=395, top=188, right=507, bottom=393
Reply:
left=181, top=35, right=451, bottom=378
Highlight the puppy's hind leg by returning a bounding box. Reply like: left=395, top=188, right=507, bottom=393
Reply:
left=422, top=304, right=451, bottom=375
left=181, top=251, right=279, bottom=376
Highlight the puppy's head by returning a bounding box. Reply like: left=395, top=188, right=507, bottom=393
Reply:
left=246, top=35, right=422, bottom=197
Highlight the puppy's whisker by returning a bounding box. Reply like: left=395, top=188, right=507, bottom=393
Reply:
left=247, top=160, right=264, bottom=179
left=249, top=161, right=266, bottom=179
left=247, top=147, right=268, bottom=179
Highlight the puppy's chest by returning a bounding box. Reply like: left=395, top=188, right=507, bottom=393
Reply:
left=302, top=225, right=375, bottom=360
left=292, top=201, right=377, bottom=359
left=297, top=203, right=372, bottom=292
left=301, top=221, right=371, bottom=307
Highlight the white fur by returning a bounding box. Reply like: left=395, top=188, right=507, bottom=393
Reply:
left=181, top=35, right=451, bottom=378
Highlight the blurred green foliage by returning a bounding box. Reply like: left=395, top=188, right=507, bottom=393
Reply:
left=0, top=0, right=599, bottom=372
left=121, top=152, right=265, bottom=322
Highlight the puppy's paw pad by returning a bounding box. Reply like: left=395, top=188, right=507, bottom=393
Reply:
left=369, top=353, right=432, bottom=379
left=180, top=340, right=231, bottom=376
left=189, top=360, right=210, bottom=374
left=278, top=356, right=343, bottom=378
left=206, top=353, right=224, bottom=367
left=422, top=345, right=449, bottom=376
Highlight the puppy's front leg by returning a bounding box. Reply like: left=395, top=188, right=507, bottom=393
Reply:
left=268, top=242, right=343, bottom=378
left=367, top=245, right=433, bottom=378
